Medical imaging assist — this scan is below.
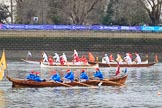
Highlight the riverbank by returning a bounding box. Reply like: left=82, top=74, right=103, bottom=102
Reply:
left=0, top=30, right=162, bottom=38
left=0, top=30, right=162, bottom=62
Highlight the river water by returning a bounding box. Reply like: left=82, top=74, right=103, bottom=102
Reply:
left=0, top=60, right=162, bottom=108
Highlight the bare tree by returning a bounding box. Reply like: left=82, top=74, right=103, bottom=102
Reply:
left=139, top=0, right=162, bottom=25
left=0, top=4, right=11, bottom=24
left=57, top=0, right=104, bottom=25
left=16, top=0, right=49, bottom=24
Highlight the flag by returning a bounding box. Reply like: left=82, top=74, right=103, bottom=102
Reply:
left=0, top=50, right=7, bottom=80
left=115, top=63, right=120, bottom=76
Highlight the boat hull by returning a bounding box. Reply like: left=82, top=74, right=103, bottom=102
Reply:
left=6, top=73, right=127, bottom=88
left=21, top=59, right=41, bottom=64
left=88, top=62, right=155, bottom=67
left=40, top=62, right=99, bottom=69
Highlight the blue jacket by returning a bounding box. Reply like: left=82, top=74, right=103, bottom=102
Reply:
left=93, top=70, right=103, bottom=80
left=34, top=75, right=43, bottom=82
left=50, top=73, right=62, bottom=82
left=80, top=72, right=89, bottom=80
left=26, top=74, right=35, bottom=80
left=64, top=71, right=74, bottom=81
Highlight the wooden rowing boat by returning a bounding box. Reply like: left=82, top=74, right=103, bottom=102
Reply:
left=88, top=61, right=155, bottom=67
left=6, top=73, right=127, bottom=88
left=40, top=62, right=99, bottom=69
left=21, top=59, right=98, bottom=69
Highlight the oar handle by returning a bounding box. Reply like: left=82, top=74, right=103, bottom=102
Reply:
left=55, top=81, right=72, bottom=87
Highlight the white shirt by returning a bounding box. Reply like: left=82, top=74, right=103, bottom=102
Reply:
left=135, top=54, right=141, bottom=64
left=53, top=53, right=60, bottom=62
left=62, top=53, right=67, bottom=62
left=43, top=52, right=48, bottom=62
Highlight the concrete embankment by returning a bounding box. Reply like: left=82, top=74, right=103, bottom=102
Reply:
left=0, top=30, right=162, bottom=61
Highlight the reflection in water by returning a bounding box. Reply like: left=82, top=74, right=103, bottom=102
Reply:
left=136, top=68, right=142, bottom=79
left=0, top=90, right=6, bottom=108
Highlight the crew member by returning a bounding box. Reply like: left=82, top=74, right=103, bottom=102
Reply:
left=48, top=55, right=54, bottom=65
left=50, top=70, right=62, bottom=82
left=60, top=56, right=65, bottom=65
left=33, top=72, right=45, bottom=82
left=62, top=53, right=68, bottom=64
left=116, top=54, right=123, bottom=64
left=109, top=53, right=114, bottom=62
left=81, top=55, right=88, bottom=64
left=53, top=53, right=60, bottom=62
left=64, top=69, right=74, bottom=82
left=42, top=51, right=48, bottom=62
left=102, top=54, right=110, bottom=64
left=26, top=70, right=35, bottom=80
left=80, top=69, right=89, bottom=81
left=134, top=52, right=142, bottom=64
left=93, top=68, right=103, bottom=80
left=124, top=53, right=132, bottom=64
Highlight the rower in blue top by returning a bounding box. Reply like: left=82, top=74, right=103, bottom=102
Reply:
left=26, top=70, right=35, bottom=80
left=50, top=70, right=62, bottom=82
left=80, top=69, right=89, bottom=81
left=93, top=68, right=103, bottom=80
left=63, top=69, right=74, bottom=82
left=34, top=72, right=46, bottom=82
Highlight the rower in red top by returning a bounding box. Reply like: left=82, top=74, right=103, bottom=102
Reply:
left=60, top=56, right=65, bottom=65
left=48, top=55, right=54, bottom=65
left=81, top=55, right=88, bottom=64
left=109, top=53, right=114, bottom=62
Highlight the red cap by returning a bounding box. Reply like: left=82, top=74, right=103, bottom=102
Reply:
left=67, top=69, right=70, bottom=72
left=96, top=68, right=99, bottom=71
left=52, top=70, right=56, bottom=74
left=30, top=70, right=35, bottom=74
left=135, top=52, right=138, bottom=55
left=81, top=69, right=85, bottom=72
left=35, top=72, right=40, bottom=75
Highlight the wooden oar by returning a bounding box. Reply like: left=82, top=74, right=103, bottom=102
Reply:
left=90, top=78, right=123, bottom=86
left=53, top=81, right=72, bottom=87
left=73, top=81, right=98, bottom=89
left=102, top=80, right=123, bottom=86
